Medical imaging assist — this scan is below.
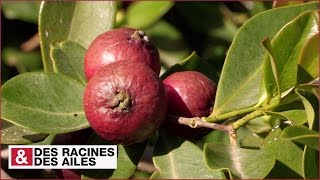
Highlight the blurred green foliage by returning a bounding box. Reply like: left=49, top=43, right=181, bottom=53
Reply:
left=1, top=1, right=272, bottom=82
left=0, top=2, right=273, bottom=178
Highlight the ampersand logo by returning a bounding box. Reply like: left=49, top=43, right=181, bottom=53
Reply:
left=11, top=148, right=33, bottom=166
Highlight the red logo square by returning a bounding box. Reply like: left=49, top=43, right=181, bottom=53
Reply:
left=11, top=148, right=33, bottom=166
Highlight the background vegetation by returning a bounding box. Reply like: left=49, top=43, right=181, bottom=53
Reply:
left=1, top=1, right=318, bottom=179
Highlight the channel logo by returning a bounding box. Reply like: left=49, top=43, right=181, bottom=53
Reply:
left=10, top=148, right=33, bottom=166
left=8, top=145, right=117, bottom=169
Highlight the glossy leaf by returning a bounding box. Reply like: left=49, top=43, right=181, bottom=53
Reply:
left=161, top=52, right=220, bottom=83
left=1, top=120, right=47, bottom=144
left=50, top=40, right=87, bottom=85
left=263, top=10, right=319, bottom=98
left=212, top=2, right=318, bottom=116
left=33, top=134, right=56, bottom=145
left=261, top=37, right=281, bottom=97
left=1, top=1, right=40, bottom=24
left=152, top=133, right=224, bottom=179
left=295, top=84, right=319, bottom=129
left=82, top=134, right=147, bottom=179
left=245, top=116, right=272, bottom=134
left=131, top=171, right=152, bottom=179
left=198, top=130, right=230, bottom=149
left=126, top=1, right=173, bottom=29
left=298, top=32, right=320, bottom=83
left=282, top=126, right=319, bottom=150
left=239, top=135, right=264, bottom=149
left=198, top=126, right=252, bottom=149
left=264, top=110, right=307, bottom=125
left=204, top=143, right=275, bottom=179
left=296, top=85, right=320, bottom=178
left=262, top=128, right=304, bottom=178
left=303, top=146, right=319, bottom=178
left=1, top=72, right=89, bottom=134
left=39, top=1, right=116, bottom=71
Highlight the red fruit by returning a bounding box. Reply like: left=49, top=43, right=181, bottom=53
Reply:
left=163, top=71, right=217, bottom=139
left=84, top=27, right=160, bottom=80
left=56, top=169, right=80, bottom=179
left=83, top=61, right=167, bottom=145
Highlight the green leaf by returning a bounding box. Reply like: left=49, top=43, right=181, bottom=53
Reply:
left=303, top=146, right=319, bottom=178
left=131, top=171, right=152, bottom=179
left=33, top=134, right=56, bottom=145
left=198, top=126, right=253, bottom=149
left=39, top=1, right=116, bottom=71
left=281, top=125, right=319, bottom=150
left=152, top=133, right=224, bottom=179
left=204, top=143, right=275, bottom=179
left=50, top=41, right=87, bottom=85
left=296, top=84, right=320, bottom=179
left=239, top=135, right=264, bottom=149
left=1, top=72, right=89, bottom=134
left=249, top=2, right=268, bottom=16
left=145, top=20, right=190, bottom=68
left=245, top=115, right=279, bottom=134
left=298, top=32, right=320, bottom=83
left=81, top=134, right=147, bottom=179
left=1, top=120, right=47, bottom=144
left=262, top=128, right=304, bottom=178
left=263, top=10, right=319, bottom=98
left=198, top=130, right=230, bottom=149
left=212, top=2, right=318, bottom=116
left=1, top=1, right=40, bottom=24
left=2, top=47, right=42, bottom=73
left=161, top=51, right=220, bottom=83
left=126, top=1, right=173, bottom=29
left=261, top=37, right=281, bottom=98
left=264, top=110, right=307, bottom=125
left=295, top=84, right=319, bottom=129
left=245, top=117, right=272, bottom=133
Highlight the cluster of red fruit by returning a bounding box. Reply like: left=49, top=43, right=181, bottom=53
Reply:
left=83, top=28, right=217, bottom=145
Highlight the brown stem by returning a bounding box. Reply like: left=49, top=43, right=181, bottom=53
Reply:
left=169, top=115, right=237, bottom=146
left=21, top=33, right=40, bottom=52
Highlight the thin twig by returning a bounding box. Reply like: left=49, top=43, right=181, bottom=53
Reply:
left=169, top=115, right=237, bottom=146
left=178, top=117, right=229, bottom=133
left=137, top=161, right=157, bottom=174
left=21, top=33, right=40, bottom=52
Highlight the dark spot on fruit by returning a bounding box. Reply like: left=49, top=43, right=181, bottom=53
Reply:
left=74, top=114, right=78, bottom=117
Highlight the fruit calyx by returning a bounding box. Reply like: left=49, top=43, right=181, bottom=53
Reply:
left=130, top=30, right=149, bottom=42
left=109, top=91, right=132, bottom=111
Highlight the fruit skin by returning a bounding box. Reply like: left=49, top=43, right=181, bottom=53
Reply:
left=83, top=61, right=167, bottom=145
left=84, top=27, right=160, bottom=80
left=56, top=169, right=80, bottom=179
left=163, top=71, right=217, bottom=139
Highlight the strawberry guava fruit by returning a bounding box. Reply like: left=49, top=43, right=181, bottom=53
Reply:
left=163, top=71, right=217, bottom=139
left=83, top=61, right=166, bottom=145
left=84, top=27, right=160, bottom=80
